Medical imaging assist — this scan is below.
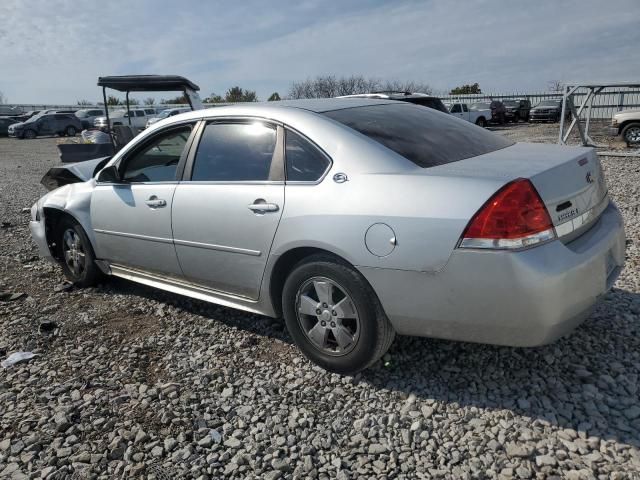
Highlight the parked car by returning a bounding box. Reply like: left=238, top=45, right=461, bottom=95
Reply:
left=10, top=110, right=41, bottom=122
left=0, top=117, right=20, bottom=136
left=608, top=109, right=640, bottom=146
left=145, top=107, right=190, bottom=128
left=338, top=92, right=449, bottom=113
left=502, top=99, right=531, bottom=122
left=30, top=99, right=624, bottom=374
left=470, top=101, right=507, bottom=124
left=8, top=113, right=83, bottom=139
left=530, top=100, right=568, bottom=122
left=446, top=102, right=491, bottom=127
left=94, top=109, right=153, bottom=131
left=75, top=108, right=106, bottom=129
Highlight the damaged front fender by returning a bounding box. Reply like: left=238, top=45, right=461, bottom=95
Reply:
left=41, top=156, right=110, bottom=191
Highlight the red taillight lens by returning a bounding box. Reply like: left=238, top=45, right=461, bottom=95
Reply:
left=459, top=179, right=556, bottom=249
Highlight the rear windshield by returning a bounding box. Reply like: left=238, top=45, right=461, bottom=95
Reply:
left=323, top=103, right=514, bottom=168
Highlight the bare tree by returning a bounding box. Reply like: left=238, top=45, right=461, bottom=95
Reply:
left=288, top=75, right=432, bottom=99
left=547, top=80, right=564, bottom=93
left=144, top=97, right=156, bottom=105
left=76, top=99, right=92, bottom=106
left=0, top=90, right=6, bottom=104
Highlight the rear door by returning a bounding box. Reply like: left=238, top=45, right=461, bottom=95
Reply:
left=171, top=120, right=284, bottom=299
left=91, top=123, right=197, bottom=276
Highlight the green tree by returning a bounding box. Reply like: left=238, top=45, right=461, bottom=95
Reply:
left=161, top=95, right=189, bottom=104
left=267, top=92, right=281, bottom=101
left=204, top=93, right=224, bottom=103
left=224, top=86, right=258, bottom=102
left=127, top=98, right=140, bottom=106
left=449, top=83, right=482, bottom=95
left=106, top=95, right=122, bottom=106
left=144, top=97, right=156, bottom=105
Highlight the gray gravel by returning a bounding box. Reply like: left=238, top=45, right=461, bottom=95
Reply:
left=1, top=127, right=639, bottom=479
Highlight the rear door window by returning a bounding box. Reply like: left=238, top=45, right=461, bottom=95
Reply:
left=191, top=122, right=277, bottom=181
left=323, top=103, right=514, bottom=168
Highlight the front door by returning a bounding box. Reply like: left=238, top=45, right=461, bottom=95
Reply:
left=171, top=121, right=284, bottom=299
left=91, top=124, right=195, bottom=276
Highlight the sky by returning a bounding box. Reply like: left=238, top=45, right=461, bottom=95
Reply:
left=1, top=0, right=639, bottom=104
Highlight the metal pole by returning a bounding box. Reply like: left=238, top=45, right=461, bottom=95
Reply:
left=102, top=86, right=115, bottom=151
left=125, top=91, right=132, bottom=126
left=558, top=84, right=568, bottom=144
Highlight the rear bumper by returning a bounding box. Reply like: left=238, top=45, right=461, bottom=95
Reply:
left=359, top=202, right=625, bottom=347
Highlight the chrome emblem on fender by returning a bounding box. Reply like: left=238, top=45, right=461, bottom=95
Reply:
left=586, top=171, right=594, bottom=184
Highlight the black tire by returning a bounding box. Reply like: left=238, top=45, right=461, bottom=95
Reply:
left=24, top=129, right=36, bottom=139
left=621, top=122, right=640, bottom=146
left=282, top=254, right=395, bottom=375
left=513, top=113, right=520, bottom=123
left=57, top=218, right=102, bottom=287
left=475, top=117, right=487, bottom=128
left=66, top=126, right=77, bottom=137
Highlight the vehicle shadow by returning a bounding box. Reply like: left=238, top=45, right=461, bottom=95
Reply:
left=104, top=278, right=640, bottom=447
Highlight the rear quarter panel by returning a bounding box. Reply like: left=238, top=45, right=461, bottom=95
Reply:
left=272, top=173, right=506, bottom=272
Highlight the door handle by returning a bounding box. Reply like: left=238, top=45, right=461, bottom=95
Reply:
left=248, top=201, right=279, bottom=213
left=145, top=196, right=167, bottom=208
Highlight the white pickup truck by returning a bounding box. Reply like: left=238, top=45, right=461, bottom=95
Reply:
left=445, top=102, right=491, bottom=127
left=93, top=108, right=158, bottom=131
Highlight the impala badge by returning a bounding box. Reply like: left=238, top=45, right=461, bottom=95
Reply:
left=586, top=171, right=594, bottom=184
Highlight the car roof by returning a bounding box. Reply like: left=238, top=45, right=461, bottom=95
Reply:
left=267, top=97, right=398, bottom=113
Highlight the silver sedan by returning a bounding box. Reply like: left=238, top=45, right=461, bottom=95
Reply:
left=29, top=98, right=625, bottom=374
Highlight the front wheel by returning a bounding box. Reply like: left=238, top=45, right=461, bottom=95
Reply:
left=66, top=126, right=77, bottom=136
left=282, top=255, right=395, bottom=375
left=622, top=123, right=640, bottom=146
left=58, top=218, right=102, bottom=287
left=23, top=129, right=36, bottom=139
left=475, top=117, right=487, bottom=128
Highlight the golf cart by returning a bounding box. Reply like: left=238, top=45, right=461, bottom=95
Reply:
left=57, top=75, right=202, bottom=163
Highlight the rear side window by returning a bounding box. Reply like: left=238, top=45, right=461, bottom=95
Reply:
left=191, top=122, right=277, bottom=181
left=323, top=104, right=514, bottom=168
left=285, top=130, right=330, bottom=182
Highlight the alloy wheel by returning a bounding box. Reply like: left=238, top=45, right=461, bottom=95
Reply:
left=295, top=276, right=360, bottom=356
left=625, top=127, right=640, bottom=144
left=62, top=228, right=86, bottom=277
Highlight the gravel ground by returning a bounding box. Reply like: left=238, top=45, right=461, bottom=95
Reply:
left=0, top=125, right=639, bottom=479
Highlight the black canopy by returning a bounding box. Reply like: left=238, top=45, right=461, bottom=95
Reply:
left=97, top=75, right=200, bottom=92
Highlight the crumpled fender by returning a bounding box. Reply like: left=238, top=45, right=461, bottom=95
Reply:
left=38, top=180, right=98, bottom=252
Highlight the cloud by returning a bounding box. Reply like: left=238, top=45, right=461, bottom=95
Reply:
left=0, top=0, right=639, bottom=103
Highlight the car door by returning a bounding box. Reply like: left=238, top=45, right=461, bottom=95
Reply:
left=171, top=120, right=285, bottom=299
left=450, top=103, right=465, bottom=120
left=38, top=116, right=53, bottom=135
left=90, top=123, right=197, bottom=276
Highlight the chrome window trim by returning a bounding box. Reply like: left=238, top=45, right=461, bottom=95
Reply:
left=178, top=180, right=285, bottom=186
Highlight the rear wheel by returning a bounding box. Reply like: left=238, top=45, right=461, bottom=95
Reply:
left=513, top=113, right=520, bottom=123
left=24, top=129, right=36, bottom=139
left=282, top=255, right=395, bottom=375
left=475, top=117, right=487, bottom=128
left=58, top=218, right=102, bottom=287
left=66, top=126, right=77, bottom=136
left=622, top=123, right=640, bottom=145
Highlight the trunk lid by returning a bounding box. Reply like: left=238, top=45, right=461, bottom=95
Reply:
left=429, top=142, right=608, bottom=233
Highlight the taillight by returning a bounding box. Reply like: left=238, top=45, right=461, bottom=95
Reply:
left=459, top=178, right=556, bottom=249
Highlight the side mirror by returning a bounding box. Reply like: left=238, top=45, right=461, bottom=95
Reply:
left=96, top=165, right=122, bottom=183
